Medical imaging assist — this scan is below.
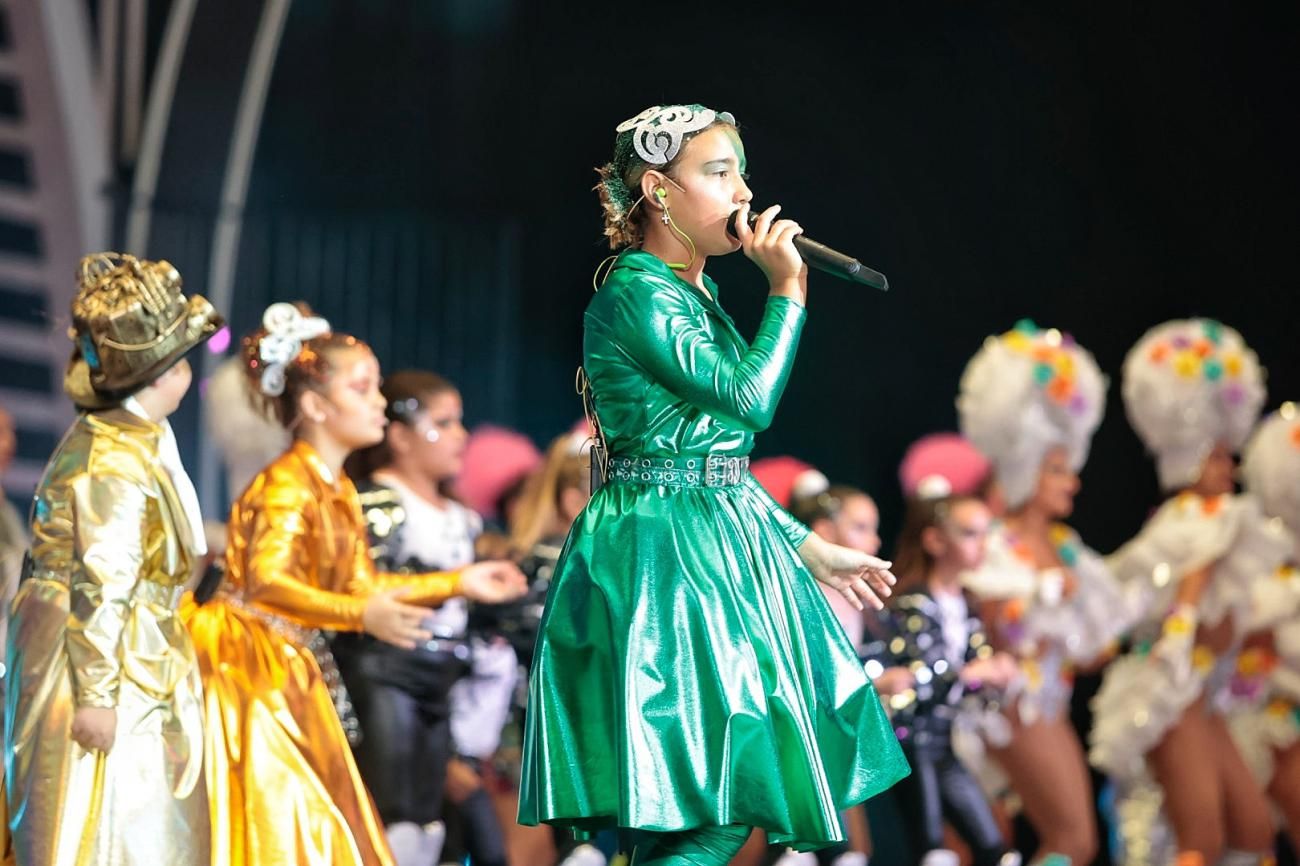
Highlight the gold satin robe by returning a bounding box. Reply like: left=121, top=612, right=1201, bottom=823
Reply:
left=183, top=439, right=461, bottom=866
left=4, top=409, right=208, bottom=866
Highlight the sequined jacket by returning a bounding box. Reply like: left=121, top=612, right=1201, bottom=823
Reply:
left=885, top=588, right=999, bottom=749
left=356, top=481, right=548, bottom=661
left=356, top=482, right=416, bottom=573
left=353, top=480, right=473, bottom=641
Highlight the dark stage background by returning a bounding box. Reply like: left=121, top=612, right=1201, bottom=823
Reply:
left=119, top=0, right=1300, bottom=556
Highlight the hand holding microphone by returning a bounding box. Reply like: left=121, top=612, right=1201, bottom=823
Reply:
left=731, top=203, right=808, bottom=302
left=728, top=204, right=890, bottom=291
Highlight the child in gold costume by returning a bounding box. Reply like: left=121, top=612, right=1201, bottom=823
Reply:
left=183, top=303, right=526, bottom=866
left=5, top=253, right=223, bottom=865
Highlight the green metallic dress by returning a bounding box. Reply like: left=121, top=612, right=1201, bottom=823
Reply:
left=518, top=250, right=907, bottom=850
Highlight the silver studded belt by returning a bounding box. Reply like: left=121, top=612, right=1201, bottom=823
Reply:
left=607, top=454, right=750, bottom=488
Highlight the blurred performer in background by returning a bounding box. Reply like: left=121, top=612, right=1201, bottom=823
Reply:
left=1234, top=402, right=1300, bottom=853
left=0, top=400, right=26, bottom=685
left=957, top=320, right=1137, bottom=866
left=886, top=486, right=1019, bottom=866
left=184, top=304, right=525, bottom=866
left=1091, top=319, right=1281, bottom=866
left=337, top=369, right=507, bottom=866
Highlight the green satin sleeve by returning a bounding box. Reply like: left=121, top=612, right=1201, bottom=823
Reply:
left=742, top=472, right=811, bottom=549
left=613, top=283, right=807, bottom=433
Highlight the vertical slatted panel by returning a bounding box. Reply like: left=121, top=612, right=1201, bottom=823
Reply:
left=152, top=201, right=521, bottom=506
left=0, top=0, right=109, bottom=509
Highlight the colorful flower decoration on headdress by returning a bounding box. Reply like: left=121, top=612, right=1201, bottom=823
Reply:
left=995, top=319, right=1094, bottom=412
left=958, top=319, right=1107, bottom=510
left=1122, top=318, right=1265, bottom=491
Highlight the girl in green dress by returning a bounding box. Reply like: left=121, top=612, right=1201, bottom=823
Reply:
left=518, top=105, right=908, bottom=866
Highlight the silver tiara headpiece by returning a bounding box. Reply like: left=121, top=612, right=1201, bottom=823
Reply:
left=615, top=105, right=736, bottom=165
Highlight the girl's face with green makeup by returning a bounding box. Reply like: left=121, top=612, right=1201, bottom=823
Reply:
left=646, top=125, right=753, bottom=257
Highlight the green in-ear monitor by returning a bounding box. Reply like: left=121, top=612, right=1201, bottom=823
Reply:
left=655, top=187, right=667, bottom=201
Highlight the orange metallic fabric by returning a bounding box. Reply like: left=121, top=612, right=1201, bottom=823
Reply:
left=5, top=410, right=208, bottom=865
left=183, top=439, right=459, bottom=865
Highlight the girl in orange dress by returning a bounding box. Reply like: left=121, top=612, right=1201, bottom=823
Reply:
left=184, top=302, right=525, bottom=866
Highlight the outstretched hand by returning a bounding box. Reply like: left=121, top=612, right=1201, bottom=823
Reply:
left=798, top=532, right=895, bottom=611
left=362, top=587, right=434, bottom=650
left=961, top=651, right=1019, bottom=690
left=458, top=560, right=528, bottom=604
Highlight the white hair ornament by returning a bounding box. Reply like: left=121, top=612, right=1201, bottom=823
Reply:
left=256, top=302, right=331, bottom=397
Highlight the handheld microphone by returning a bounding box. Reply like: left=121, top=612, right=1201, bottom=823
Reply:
left=726, top=209, right=889, bottom=291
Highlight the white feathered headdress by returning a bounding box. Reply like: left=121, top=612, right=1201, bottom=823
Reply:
left=1122, top=319, right=1265, bottom=491
left=957, top=319, right=1107, bottom=510
left=1241, top=402, right=1300, bottom=535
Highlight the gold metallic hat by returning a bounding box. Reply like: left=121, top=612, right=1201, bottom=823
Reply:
left=63, top=252, right=225, bottom=409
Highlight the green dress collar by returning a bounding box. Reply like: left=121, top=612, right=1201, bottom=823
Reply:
left=611, top=248, right=723, bottom=306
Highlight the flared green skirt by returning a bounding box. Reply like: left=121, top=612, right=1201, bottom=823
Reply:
left=517, top=478, right=908, bottom=850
